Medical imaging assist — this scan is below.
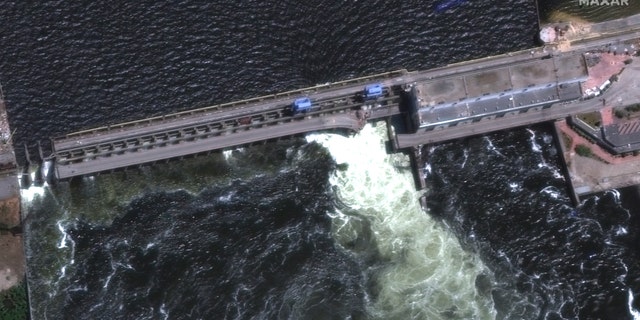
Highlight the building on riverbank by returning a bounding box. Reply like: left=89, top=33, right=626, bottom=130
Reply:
left=555, top=49, right=640, bottom=201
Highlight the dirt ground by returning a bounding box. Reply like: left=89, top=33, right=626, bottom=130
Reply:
left=547, top=11, right=591, bottom=27
left=582, top=53, right=630, bottom=93
left=0, top=196, right=25, bottom=292
left=545, top=11, right=593, bottom=50
left=557, top=120, right=640, bottom=194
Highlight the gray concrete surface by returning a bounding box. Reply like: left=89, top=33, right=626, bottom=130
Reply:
left=396, top=54, right=640, bottom=147
left=56, top=114, right=360, bottom=179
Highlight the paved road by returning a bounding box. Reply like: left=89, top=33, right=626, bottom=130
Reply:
left=56, top=114, right=360, bottom=179
left=53, top=32, right=623, bottom=151
left=566, top=29, right=640, bottom=54
left=385, top=48, right=549, bottom=88
left=56, top=92, right=350, bottom=149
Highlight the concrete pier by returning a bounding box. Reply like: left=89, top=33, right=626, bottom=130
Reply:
left=553, top=120, right=581, bottom=206
left=50, top=69, right=406, bottom=179
left=55, top=114, right=364, bottom=179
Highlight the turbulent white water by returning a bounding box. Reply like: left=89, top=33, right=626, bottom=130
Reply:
left=307, top=122, right=497, bottom=319
left=18, top=171, right=45, bottom=203
left=21, top=121, right=640, bottom=319
left=630, top=289, right=640, bottom=319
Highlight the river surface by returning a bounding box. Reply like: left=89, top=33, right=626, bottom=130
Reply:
left=2, top=1, right=640, bottom=319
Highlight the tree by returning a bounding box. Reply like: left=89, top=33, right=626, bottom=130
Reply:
left=0, top=281, right=29, bottom=320
left=575, top=144, right=593, bottom=157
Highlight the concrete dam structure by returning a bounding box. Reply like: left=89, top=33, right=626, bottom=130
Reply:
left=48, top=70, right=406, bottom=180
left=35, top=13, right=640, bottom=184
left=408, top=54, right=588, bottom=131
left=43, top=51, right=615, bottom=181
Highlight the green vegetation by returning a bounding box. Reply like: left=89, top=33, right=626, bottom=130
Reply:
left=625, top=104, right=640, bottom=113
left=575, top=144, right=593, bottom=157
left=624, top=58, right=633, bottom=65
left=0, top=281, right=29, bottom=320
left=614, top=104, right=640, bottom=119
left=577, top=112, right=601, bottom=128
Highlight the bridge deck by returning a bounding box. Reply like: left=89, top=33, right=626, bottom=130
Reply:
left=52, top=69, right=405, bottom=179
left=55, top=114, right=361, bottom=179
left=58, top=69, right=408, bottom=141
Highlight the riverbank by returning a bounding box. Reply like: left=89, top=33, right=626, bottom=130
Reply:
left=0, top=193, right=27, bottom=320
left=539, top=1, right=640, bottom=25
left=556, top=118, right=640, bottom=199
left=0, top=195, right=23, bottom=292
left=0, top=92, right=27, bottom=319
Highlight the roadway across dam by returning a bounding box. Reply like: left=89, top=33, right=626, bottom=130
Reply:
left=43, top=14, right=640, bottom=181
left=49, top=70, right=406, bottom=179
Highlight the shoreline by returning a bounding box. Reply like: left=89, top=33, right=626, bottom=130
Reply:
left=0, top=91, right=26, bottom=318
left=545, top=10, right=593, bottom=25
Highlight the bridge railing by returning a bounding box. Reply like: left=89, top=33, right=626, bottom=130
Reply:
left=58, top=69, right=408, bottom=140
left=53, top=93, right=403, bottom=164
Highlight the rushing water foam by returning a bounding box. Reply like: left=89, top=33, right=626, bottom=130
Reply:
left=308, top=123, right=497, bottom=319
left=20, top=123, right=640, bottom=319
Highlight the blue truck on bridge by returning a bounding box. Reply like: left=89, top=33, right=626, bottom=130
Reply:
left=292, top=97, right=312, bottom=114
left=292, top=83, right=383, bottom=114
left=364, top=84, right=383, bottom=100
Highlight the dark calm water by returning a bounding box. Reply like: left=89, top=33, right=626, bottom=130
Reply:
left=4, top=1, right=640, bottom=319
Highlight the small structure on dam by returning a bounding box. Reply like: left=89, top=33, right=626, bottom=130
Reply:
left=407, top=53, right=589, bottom=131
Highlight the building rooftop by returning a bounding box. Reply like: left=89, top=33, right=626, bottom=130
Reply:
left=413, top=54, right=588, bottom=127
